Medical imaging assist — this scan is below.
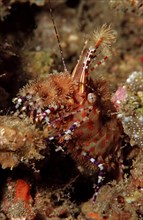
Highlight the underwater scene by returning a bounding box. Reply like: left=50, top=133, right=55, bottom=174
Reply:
left=0, top=0, right=143, bottom=219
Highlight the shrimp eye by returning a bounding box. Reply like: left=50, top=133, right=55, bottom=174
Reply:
left=87, top=93, right=96, bottom=104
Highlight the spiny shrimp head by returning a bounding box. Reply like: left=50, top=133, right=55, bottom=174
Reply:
left=71, top=24, right=117, bottom=105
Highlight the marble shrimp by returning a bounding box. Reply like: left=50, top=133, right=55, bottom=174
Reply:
left=13, top=24, right=123, bottom=199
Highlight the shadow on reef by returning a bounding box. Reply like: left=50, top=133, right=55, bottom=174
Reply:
left=0, top=3, right=39, bottom=42
left=0, top=3, right=40, bottom=110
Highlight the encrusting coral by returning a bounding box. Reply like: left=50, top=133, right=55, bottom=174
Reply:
left=112, top=71, right=143, bottom=147
left=81, top=148, right=143, bottom=220
left=1, top=179, right=35, bottom=220
left=0, top=116, right=46, bottom=169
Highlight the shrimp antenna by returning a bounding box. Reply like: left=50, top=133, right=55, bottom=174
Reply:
left=49, top=0, right=67, bottom=72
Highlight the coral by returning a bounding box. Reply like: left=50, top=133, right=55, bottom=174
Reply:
left=0, top=116, right=46, bottom=169
left=1, top=178, right=35, bottom=220
left=1, top=178, right=80, bottom=219
left=81, top=149, right=143, bottom=219
left=15, top=179, right=32, bottom=203
left=112, top=71, right=143, bottom=147
left=109, top=0, right=143, bottom=16
left=85, top=212, right=106, bottom=220
left=23, top=50, right=53, bottom=78
left=34, top=187, right=79, bottom=219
